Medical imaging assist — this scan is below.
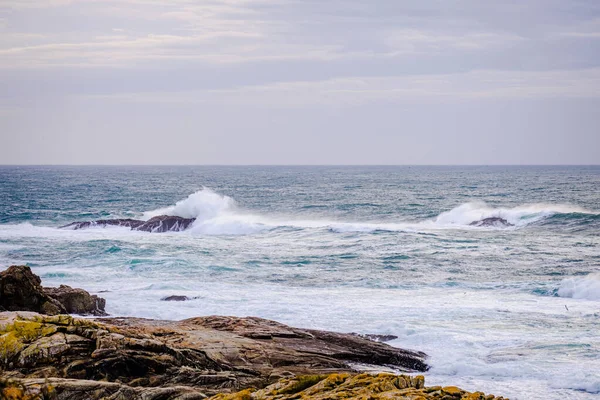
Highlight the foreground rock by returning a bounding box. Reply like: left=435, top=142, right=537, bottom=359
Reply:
left=211, top=373, right=508, bottom=400
left=0, top=266, right=65, bottom=315
left=60, top=215, right=196, bottom=233
left=44, top=285, right=106, bottom=316
left=0, top=373, right=508, bottom=400
left=0, top=312, right=427, bottom=399
left=0, top=266, right=106, bottom=316
left=469, top=217, right=513, bottom=227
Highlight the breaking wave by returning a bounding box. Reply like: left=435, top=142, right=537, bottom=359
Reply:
left=432, top=202, right=596, bottom=228
left=557, top=274, right=600, bottom=301
left=137, top=190, right=599, bottom=235
left=143, top=188, right=267, bottom=235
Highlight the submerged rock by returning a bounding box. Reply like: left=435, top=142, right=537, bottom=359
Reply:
left=60, top=215, right=196, bottom=233
left=0, top=266, right=106, bottom=316
left=469, top=217, right=513, bottom=227
left=161, top=295, right=190, bottom=301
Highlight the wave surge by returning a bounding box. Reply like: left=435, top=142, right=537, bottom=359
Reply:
left=143, top=188, right=267, bottom=235
left=557, top=274, right=600, bottom=301
left=433, top=202, right=594, bottom=228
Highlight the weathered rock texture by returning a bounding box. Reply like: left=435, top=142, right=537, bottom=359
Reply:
left=0, top=266, right=106, bottom=316
left=43, top=286, right=106, bottom=316
left=210, top=373, right=508, bottom=400
left=0, top=266, right=65, bottom=316
left=60, top=215, right=196, bottom=233
left=0, top=312, right=428, bottom=399
left=0, top=373, right=508, bottom=400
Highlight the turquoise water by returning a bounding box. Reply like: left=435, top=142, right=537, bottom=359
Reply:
left=0, top=165, right=599, bottom=399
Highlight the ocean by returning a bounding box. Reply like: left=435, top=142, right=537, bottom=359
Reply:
left=0, top=165, right=598, bottom=399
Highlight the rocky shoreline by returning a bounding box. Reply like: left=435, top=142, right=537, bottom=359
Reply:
left=0, top=266, right=508, bottom=399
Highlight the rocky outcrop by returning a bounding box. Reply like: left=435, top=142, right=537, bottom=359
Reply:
left=0, top=372, right=508, bottom=400
left=136, top=215, right=196, bottom=232
left=161, top=295, right=191, bottom=301
left=60, top=215, right=196, bottom=233
left=211, top=373, right=508, bottom=400
left=0, top=312, right=428, bottom=399
left=44, top=285, right=107, bottom=316
left=60, top=218, right=145, bottom=230
left=469, top=217, right=513, bottom=227
left=0, top=266, right=65, bottom=315
left=0, top=266, right=106, bottom=316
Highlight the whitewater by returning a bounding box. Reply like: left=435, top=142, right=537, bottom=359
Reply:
left=0, top=165, right=599, bottom=399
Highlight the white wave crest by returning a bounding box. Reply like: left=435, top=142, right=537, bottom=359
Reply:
left=143, top=188, right=237, bottom=220
left=557, top=274, right=600, bottom=301
left=143, top=188, right=268, bottom=235
left=432, top=202, right=591, bottom=227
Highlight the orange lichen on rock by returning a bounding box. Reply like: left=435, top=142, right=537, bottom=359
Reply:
left=209, top=373, right=508, bottom=400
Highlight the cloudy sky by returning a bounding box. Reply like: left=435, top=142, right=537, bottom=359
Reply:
left=1, top=0, right=599, bottom=164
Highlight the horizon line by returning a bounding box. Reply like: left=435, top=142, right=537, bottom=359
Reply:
left=0, top=164, right=599, bottom=167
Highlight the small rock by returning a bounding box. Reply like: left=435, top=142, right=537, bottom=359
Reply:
left=161, top=295, right=190, bottom=302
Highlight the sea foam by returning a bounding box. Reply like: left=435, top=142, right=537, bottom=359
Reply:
left=557, top=273, right=600, bottom=301
left=143, top=188, right=268, bottom=235
left=432, top=202, right=593, bottom=228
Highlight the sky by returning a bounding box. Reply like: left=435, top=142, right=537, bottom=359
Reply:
left=1, top=0, right=599, bottom=165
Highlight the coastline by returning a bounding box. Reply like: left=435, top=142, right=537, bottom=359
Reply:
left=0, top=265, right=508, bottom=399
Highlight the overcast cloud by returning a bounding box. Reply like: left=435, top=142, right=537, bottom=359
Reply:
left=1, top=0, right=599, bottom=164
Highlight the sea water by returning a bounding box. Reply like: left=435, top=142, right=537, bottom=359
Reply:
left=0, top=165, right=598, bottom=399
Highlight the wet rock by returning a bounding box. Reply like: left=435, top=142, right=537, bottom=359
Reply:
left=60, top=215, right=196, bottom=233
left=469, top=217, right=513, bottom=227
left=161, top=295, right=190, bottom=302
left=60, top=218, right=145, bottom=230
left=350, top=333, right=399, bottom=343
left=135, top=215, right=195, bottom=232
left=44, top=285, right=107, bottom=316
left=0, top=266, right=65, bottom=316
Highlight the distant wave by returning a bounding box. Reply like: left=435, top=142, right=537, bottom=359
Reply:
left=557, top=274, right=600, bottom=301
left=431, top=202, right=598, bottom=228
left=139, top=190, right=598, bottom=234
left=4, top=189, right=595, bottom=236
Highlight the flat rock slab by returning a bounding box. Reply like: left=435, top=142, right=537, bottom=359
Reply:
left=0, top=312, right=427, bottom=399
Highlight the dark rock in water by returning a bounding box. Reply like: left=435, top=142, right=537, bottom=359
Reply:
left=0, top=265, right=106, bottom=316
left=0, top=265, right=65, bottom=315
left=350, top=333, right=399, bottom=343
left=469, top=217, right=513, bottom=227
left=44, top=284, right=107, bottom=316
left=60, top=215, right=196, bottom=233
left=161, top=295, right=190, bottom=301
left=135, top=215, right=195, bottom=232
left=60, top=218, right=145, bottom=230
